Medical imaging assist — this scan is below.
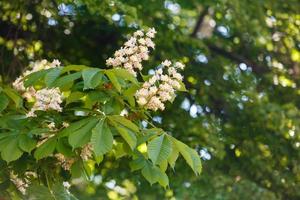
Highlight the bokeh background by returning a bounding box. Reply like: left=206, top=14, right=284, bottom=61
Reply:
left=0, top=0, right=300, bottom=199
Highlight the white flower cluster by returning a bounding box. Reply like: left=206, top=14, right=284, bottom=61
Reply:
left=106, top=28, right=157, bottom=76
left=135, top=60, right=185, bottom=111
left=55, top=153, right=75, bottom=171
left=80, top=143, right=93, bottom=161
left=27, top=88, right=63, bottom=117
left=13, top=59, right=60, bottom=95
left=47, top=122, right=56, bottom=130
left=10, top=172, right=29, bottom=195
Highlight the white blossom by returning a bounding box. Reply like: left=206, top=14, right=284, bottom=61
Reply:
left=120, top=109, right=129, bottom=116
left=63, top=122, right=70, bottom=127
left=135, top=60, right=185, bottom=111
left=162, top=60, right=172, bottom=67
left=27, top=88, right=63, bottom=117
left=47, top=122, right=56, bottom=130
left=134, top=30, right=144, bottom=37
left=105, top=28, right=156, bottom=76
left=13, top=59, right=61, bottom=100
left=175, top=61, right=185, bottom=70
left=10, top=172, right=28, bottom=195
left=80, top=143, right=93, bottom=161
left=146, top=28, right=157, bottom=38
left=137, top=97, right=147, bottom=105
left=55, top=153, right=75, bottom=171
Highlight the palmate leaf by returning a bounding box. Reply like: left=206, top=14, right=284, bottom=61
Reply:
left=109, top=68, right=139, bottom=85
left=148, top=134, right=172, bottom=165
left=105, top=70, right=121, bottom=92
left=3, top=87, right=23, bottom=108
left=1, top=136, right=23, bottom=163
left=168, top=142, right=179, bottom=169
left=61, top=65, right=89, bottom=73
left=52, top=184, right=79, bottom=200
left=56, top=138, right=74, bottom=157
left=141, top=162, right=169, bottom=188
left=177, top=80, right=187, bottom=92
left=0, top=93, right=9, bottom=112
left=18, top=134, right=37, bottom=153
left=91, top=119, right=113, bottom=156
left=59, top=117, right=94, bottom=137
left=51, top=72, right=82, bottom=88
left=159, top=160, right=168, bottom=172
left=45, top=68, right=62, bottom=87
left=27, top=184, right=79, bottom=200
left=34, top=137, right=57, bottom=160
left=68, top=118, right=99, bottom=148
left=71, top=161, right=84, bottom=179
left=129, top=153, right=147, bottom=171
left=82, top=68, right=103, bottom=90
left=169, top=136, right=202, bottom=175
left=114, top=125, right=137, bottom=150
left=66, top=91, right=85, bottom=105
left=27, top=185, right=53, bottom=200
left=123, top=85, right=139, bottom=107
left=24, top=70, right=48, bottom=87
left=108, top=115, right=139, bottom=133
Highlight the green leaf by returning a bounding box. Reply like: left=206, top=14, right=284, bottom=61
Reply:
left=56, top=138, right=74, bottom=157
left=157, top=170, right=169, bottom=188
left=123, top=85, right=139, bottom=107
left=177, top=80, right=187, bottom=92
left=141, top=162, right=169, bottom=187
left=1, top=137, right=23, bottom=162
left=115, top=126, right=137, bottom=150
left=84, top=91, right=110, bottom=108
left=138, top=128, right=163, bottom=145
left=24, top=70, right=48, bottom=87
left=71, top=161, right=84, bottom=179
left=18, top=134, right=37, bottom=153
left=141, top=162, right=159, bottom=185
left=168, top=143, right=179, bottom=169
left=52, top=72, right=82, bottom=88
left=3, top=87, right=22, bottom=108
left=66, top=92, right=85, bottom=105
left=148, top=134, right=172, bottom=165
left=94, top=154, right=103, bottom=164
left=45, top=68, right=62, bottom=87
left=82, top=68, right=103, bottom=90
left=27, top=185, right=53, bottom=199
left=68, top=118, right=98, bottom=148
left=61, top=65, right=89, bottom=73
left=129, top=154, right=146, bottom=171
left=87, top=91, right=110, bottom=103
left=59, top=117, right=93, bottom=137
left=52, top=184, right=78, bottom=200
left=29, top=128, right=50, bottom=136
left=27, top=184, right=79, bottom=200
left=110, top=68, right=138, bottom=85
left=159, top=159, right=168, bottom=172
left=105, top=70, right=121, bottom=92
left=113, top=142, right=127, bottom=159
left=91, top=119, right=113, bottom=156
left=0, top=132, right=13, bottom=147
left=108, top=115, right=139, bottom=133
left=34, top=137, right=57, bottom=160
left=0, top=180, right=10, bottom=192
left=170, top=136, right=202, bottom=175
left=0, top=93, right=9, bottom=112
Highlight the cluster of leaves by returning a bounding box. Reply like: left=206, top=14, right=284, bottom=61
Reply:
left=1, top=0, right=300, bottom=199
left=0, top=63, right=201, bottom=198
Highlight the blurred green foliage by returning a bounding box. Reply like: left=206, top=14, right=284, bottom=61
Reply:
left=0, top=0, right=300, bottom=199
